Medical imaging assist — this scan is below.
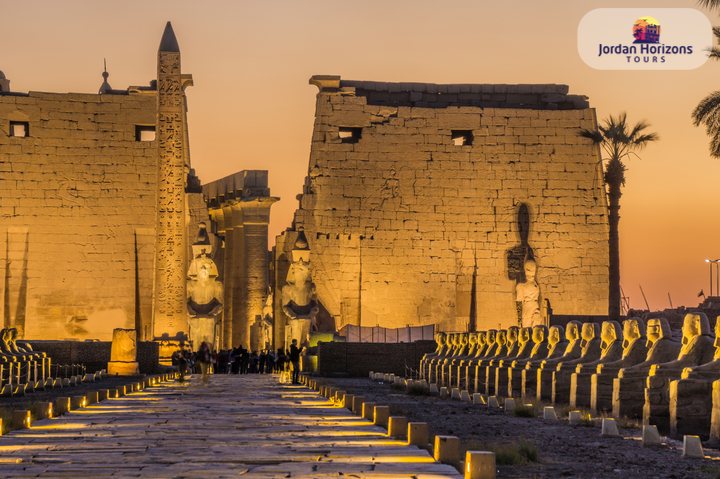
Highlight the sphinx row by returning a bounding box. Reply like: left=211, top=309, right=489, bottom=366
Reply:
left=0, top=327, right=51, bottom=395
left=419, top=313, right=720, bottom=441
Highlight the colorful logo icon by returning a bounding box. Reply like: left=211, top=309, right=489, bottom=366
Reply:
left=633, top=16, right=660, bottom=44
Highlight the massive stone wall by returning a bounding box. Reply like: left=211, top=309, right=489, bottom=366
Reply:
left=0, top=90, right=159, bottom=341
left=284, top=76, right=609, bottom=333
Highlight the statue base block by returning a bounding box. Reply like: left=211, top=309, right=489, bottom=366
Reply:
left=108, top=361, right=139, bottom=376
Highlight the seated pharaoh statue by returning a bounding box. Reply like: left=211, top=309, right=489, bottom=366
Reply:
left=590, top=317, right=648, bottom=413
left=475, top=330, right=507, bottom=395
left=613, top=317, right=682, bottom=419
left=643, top=312, right=715, bottom=432
left=282, top=228, right=320, bottom=348
left=570, top=321, right=623, bottom=408
left=670, top=317, right=720, bottom=440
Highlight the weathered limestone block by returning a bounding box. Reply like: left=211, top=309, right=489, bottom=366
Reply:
left=570, top=321, right=623, bottom=408
left=532, top=321, right=581, bottom=401
left=475, top=330, right=507, bottom=395
left=495, top=328, right=535, bottom=397
left=669, top=318, right=720, bottom=438
left=643, top=313, right=714, bottom=433
left=708, top=380, right=720, bottom=446
left=553, top=322, right=602, bottom=404
left=485, top=326, right=519, bottom=396
left=590, top=317, right=648, bottom=413
left=107, top=328, right=139, bottom=376
left=613, top=318, right=681, bottom=419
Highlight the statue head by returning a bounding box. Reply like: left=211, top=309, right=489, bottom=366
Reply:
left=682, top=312, right=711, bottom=345
left=600, top=321, right=622, bottom=349
left=622, top=317, right=646, bottom=349
left=518, top=327, right=532, bottom=345
left=468, top=333, right=478, bottom=346
left=524, top=259, right=537, bottom=281
left=477, top=331, right=487, bottom=346
left=496, top=330, right=507, bottom=346
left=438, top=332, right=447, bottom=345
left=450, top=334, right=459, bottom=347
left=715, top=318, right=720, bottom=348
left=9, top=328, right=18, bottom=341
left=581, top=323, right=600, bottom=347
left=286, top=259, right=311, bottom=286
left=646, top=318, right=672, bottom=346
left=531, top=325, right=547, bottom=343
left=506, top=326, right=519, bottom=344
left=486, top=330, right=497, bottom=345
left=566, top=321, right=582, bottom=342
left=549, top=325, right=565, bottom=346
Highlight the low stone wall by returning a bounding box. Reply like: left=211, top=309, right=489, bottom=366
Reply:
left=26, top=340, right=160, bottom=375
left=317, top=340, right=437, bottom=377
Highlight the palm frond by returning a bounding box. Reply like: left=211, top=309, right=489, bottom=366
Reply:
left=692, top=90, right=720, bottom=126
left=698, top=0, right=720, bottom=11
left=713, top=26, right=720, bottom=41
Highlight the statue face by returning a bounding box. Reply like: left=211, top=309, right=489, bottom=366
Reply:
left=531, top=326, right=543, bottom=343
left=566, top=323, right=580, bottom=341
left=487, top=330, right=496, bottom=344
left=288, top=260, right=310, bottom=285
left=682, top=314, right=700, bottom=345
left=507, top=327, right=518, bottom=343
left=519, top=328, right=531, bottom=344
left=496, top=331, right=507, bottom=345
left=715, top=321, right=720, bottom=348
left=646, top=320, right=662, bottom=343
left=524, top=260, right=536, bottom=280
left=581, top=323, right=596, bottom=341
left=623, top=319, right=640, bottom=342
left=601, top=322, right=616, bottom=344
left=469, top=333, right=478, bottom=346
left=477, top=332, right=487, bottom=345
left=549, top=327, right=561, bottom=345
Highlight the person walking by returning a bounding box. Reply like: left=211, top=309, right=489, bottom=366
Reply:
left=198, top=342, right=211, bottom=385
left=289, top=339, right=304, bottom=384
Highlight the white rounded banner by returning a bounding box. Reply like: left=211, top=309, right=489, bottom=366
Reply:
left=578, top=8, right=712, bottom=70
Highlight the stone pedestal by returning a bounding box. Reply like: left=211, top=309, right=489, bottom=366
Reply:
left=591, top=371, right=617, bottom=413
left=552, top=369, right=573, bottom=404
left=485, top=364, right=499, bottom=397
left=465, top=363, right=478, bottom=394
left=535, top=367, right=554, bottom=401
left=670, top=378, right=714, bottom=440
left=613, top=376, right=647, bottom=419
left=474, top=363, right=490, bottom=395
left=495, top=365, right=510, bottom=398
left=644, top=373, right=680, bottom=434
left=570, top=372, right=594, bottom=408
left=107, top=362, right=139, bottom=376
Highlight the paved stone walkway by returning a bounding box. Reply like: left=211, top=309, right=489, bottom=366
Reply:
left=0, top=375, right=462, bottom=478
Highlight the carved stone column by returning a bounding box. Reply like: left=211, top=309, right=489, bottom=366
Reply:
left=230, top=203, right=245, bottom=348
left=221, top=205, right=234, bottom=350
left=237, top=197, right=278, bottom=351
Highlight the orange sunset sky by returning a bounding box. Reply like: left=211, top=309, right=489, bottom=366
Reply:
left=2, top=0, right=720, bottom=313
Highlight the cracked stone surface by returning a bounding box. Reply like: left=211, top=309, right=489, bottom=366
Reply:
left=0, top=375, right=462, bottom=478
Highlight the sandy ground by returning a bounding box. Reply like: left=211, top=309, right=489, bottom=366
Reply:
left=319, top=376, right=720, bottom=479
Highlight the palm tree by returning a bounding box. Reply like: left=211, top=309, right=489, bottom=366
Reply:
left=692, top=25, right=720, bottom=156
left=579, top=113, right=658, bottom=321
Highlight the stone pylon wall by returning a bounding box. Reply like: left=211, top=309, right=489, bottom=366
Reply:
left=0, top=90, right=158, bottom=340
left=288, top=76, right=609, bottom=333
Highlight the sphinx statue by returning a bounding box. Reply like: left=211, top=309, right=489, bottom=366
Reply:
left=186, top=224, right=224, bottom=352
left=510, top=325, right=552, bottom=398
left=422, top=332, right=448, bottom=380
left=590, top=317, right=648, bottom=413
left=672, top=318, right=720, bottom=440
left=570, top=321, right=623, bottom=408
left=282, top=228, right=319, bottom=349
left=0, top=329, right=22, bottom=362
left=485, top=326, right=519, bottom=395
left=441, top=333, right=470, bottom=387
left=552, top=323, right=602, bottom=404
left=430, top=333, right=456, bottom=384
left=532, top=321, right=582, bottom=401
left=466, top=330, right=497, bottom=394
left=450, top=333, right=479, bottom=389
left=474, top=330, right=507, bottom=395
left=463, top=331, right=488, bottom=392
left=421, top=332, right=447, bottom=380
left=613, top=317, right=682, bottom=419
left=643, top=312, right=715, bottom=433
